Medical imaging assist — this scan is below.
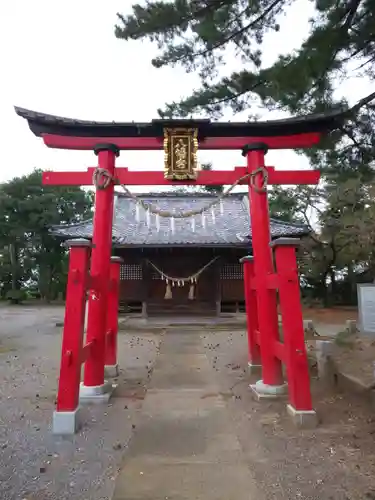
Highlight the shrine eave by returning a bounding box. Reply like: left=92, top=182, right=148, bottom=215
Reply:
left=15, top=106, right=347, bottom=140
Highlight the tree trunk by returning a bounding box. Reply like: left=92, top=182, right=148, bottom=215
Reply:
left=328, top=268, right=336, bottom=305
left=9, top=243, right=19, bottom=291
left=320, top=272, right=330, bottom=307
left=347, top=262, right=357, bottom=305
left=38, top=264, right=56, bottom=302
left=46, top=265, right=53, bottom=302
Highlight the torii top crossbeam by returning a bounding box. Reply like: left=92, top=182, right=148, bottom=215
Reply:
left=15, top=106, right=346, bottom=151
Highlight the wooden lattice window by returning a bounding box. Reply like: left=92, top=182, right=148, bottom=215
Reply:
left=120, top=264, right=143, bottom=280
left=220, top=264, right=243, bottom=280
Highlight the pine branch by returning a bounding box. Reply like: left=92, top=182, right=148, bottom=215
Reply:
left=347, top=91, right=375, bottom=115
left=117, top=0, right=375, bottom=134
left=153, top=0, right=283, bottom=66
left=115, top=0, right=233, bottom=40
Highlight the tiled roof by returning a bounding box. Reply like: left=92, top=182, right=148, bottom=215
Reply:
left=14, top=106, right=347, bottom=139
left=51, top=192, right=309, bottom=247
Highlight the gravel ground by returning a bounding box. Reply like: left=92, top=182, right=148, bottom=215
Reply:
left=202, top=328, right=375, bottom=500
left=0, top=305, right=161, bottom=500
left=2, top=306, right=375, bottom=500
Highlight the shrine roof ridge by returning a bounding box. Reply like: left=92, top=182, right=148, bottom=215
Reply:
left=15, top=105, right=348, bottom=139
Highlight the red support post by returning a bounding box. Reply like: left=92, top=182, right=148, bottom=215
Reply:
left=240, top=255, right=261, bottom=371
left=53, top=238, right=91, bottom=434
left=82, top=144, right=119, bottom=394
left=105, top=256, right=123, bottom=377
left=243, top=143, right=284, bottom=388
left=271, top=238, right=314, bottom=414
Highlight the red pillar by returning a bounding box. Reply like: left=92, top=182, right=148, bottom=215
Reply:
left=56, top=239, right=91, bottom=412
left=271, top=237, right=313, bottom=411
left=243, top=143, right=283, bottom=386
left=240, top=255, right=261, bottom=368
left=105, top=256, right=123, bottom=374
left=83, top=144, right=119, bottom=388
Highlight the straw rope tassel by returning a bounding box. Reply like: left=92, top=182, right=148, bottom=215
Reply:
left=201, top=212, right=206, bottom=229
left=164, top=280, right=172, bottom=300
left=188, top=279, right=195, bottom=300
left=156, top=213, right=160, bottom=232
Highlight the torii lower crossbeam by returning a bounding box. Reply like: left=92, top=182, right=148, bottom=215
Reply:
left=43, top=167, right=320, bottom=186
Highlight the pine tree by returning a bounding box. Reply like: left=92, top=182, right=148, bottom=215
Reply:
left=115, top=1, right=375, bottom=177
left=115, top=1, right=375, bottom=116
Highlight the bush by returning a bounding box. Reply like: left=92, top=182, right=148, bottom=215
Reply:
left=6, top=289, right=27, bottom=304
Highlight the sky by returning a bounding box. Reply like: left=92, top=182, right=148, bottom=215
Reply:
left=0, top=1, right=372, bottom=192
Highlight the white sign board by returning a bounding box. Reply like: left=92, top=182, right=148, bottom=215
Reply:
left=357, top=284, right=375, bottom=335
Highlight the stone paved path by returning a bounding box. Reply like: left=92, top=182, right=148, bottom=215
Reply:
left=113, top=330, right=262, bottom=500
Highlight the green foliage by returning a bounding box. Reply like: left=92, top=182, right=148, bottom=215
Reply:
left=268, top=186, right=306, bottom=223
left=116, top=0, right=288, bottom=117
left=6, top=289, right=26, bottom=305
left=0, top=169, right=93, bottom=300
left=116, top=0, right=374, bottom=113
left=298, top=178, right=375, bottom=305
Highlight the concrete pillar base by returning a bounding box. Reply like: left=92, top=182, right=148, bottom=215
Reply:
left=79, top=380, right=115, bottom=404
left=105, top=364, right=119, bottom=378
left=250, top=379, right=288, bottom=400
left=287, top=404, right=318, bottom=428
left=346, top=319, right=357, bottom=334
left=316, top=340, right=333, bottom=383
left=303, top=319, right=314, bottom=332
left=52, top=407, right=82, bottom=435
left=248, top=362, right=262, bottom=375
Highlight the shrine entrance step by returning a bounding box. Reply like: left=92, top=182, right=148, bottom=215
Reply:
left=146, top=301, right=217, bottom=317
left=112, top=330, right=261, bottom=500
left=119, top=314, right=247, bottom=331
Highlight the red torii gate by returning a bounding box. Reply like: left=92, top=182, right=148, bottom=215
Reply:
left=15, top=107, right=345, bottom=433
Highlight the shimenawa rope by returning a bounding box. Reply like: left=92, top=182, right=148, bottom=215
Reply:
left=146, top=257, right=218, bottom=283
left=92, top=168, right=112, bottom=190
left=92, top=166, right=268, bottom=220
left=146, top=257, right=219, bottom=300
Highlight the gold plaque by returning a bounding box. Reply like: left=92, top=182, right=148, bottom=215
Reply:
left=164, top=128, right=198, bottom=180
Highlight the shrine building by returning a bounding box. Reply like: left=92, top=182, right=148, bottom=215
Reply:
left=51, top=191, right=309, bottom=317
